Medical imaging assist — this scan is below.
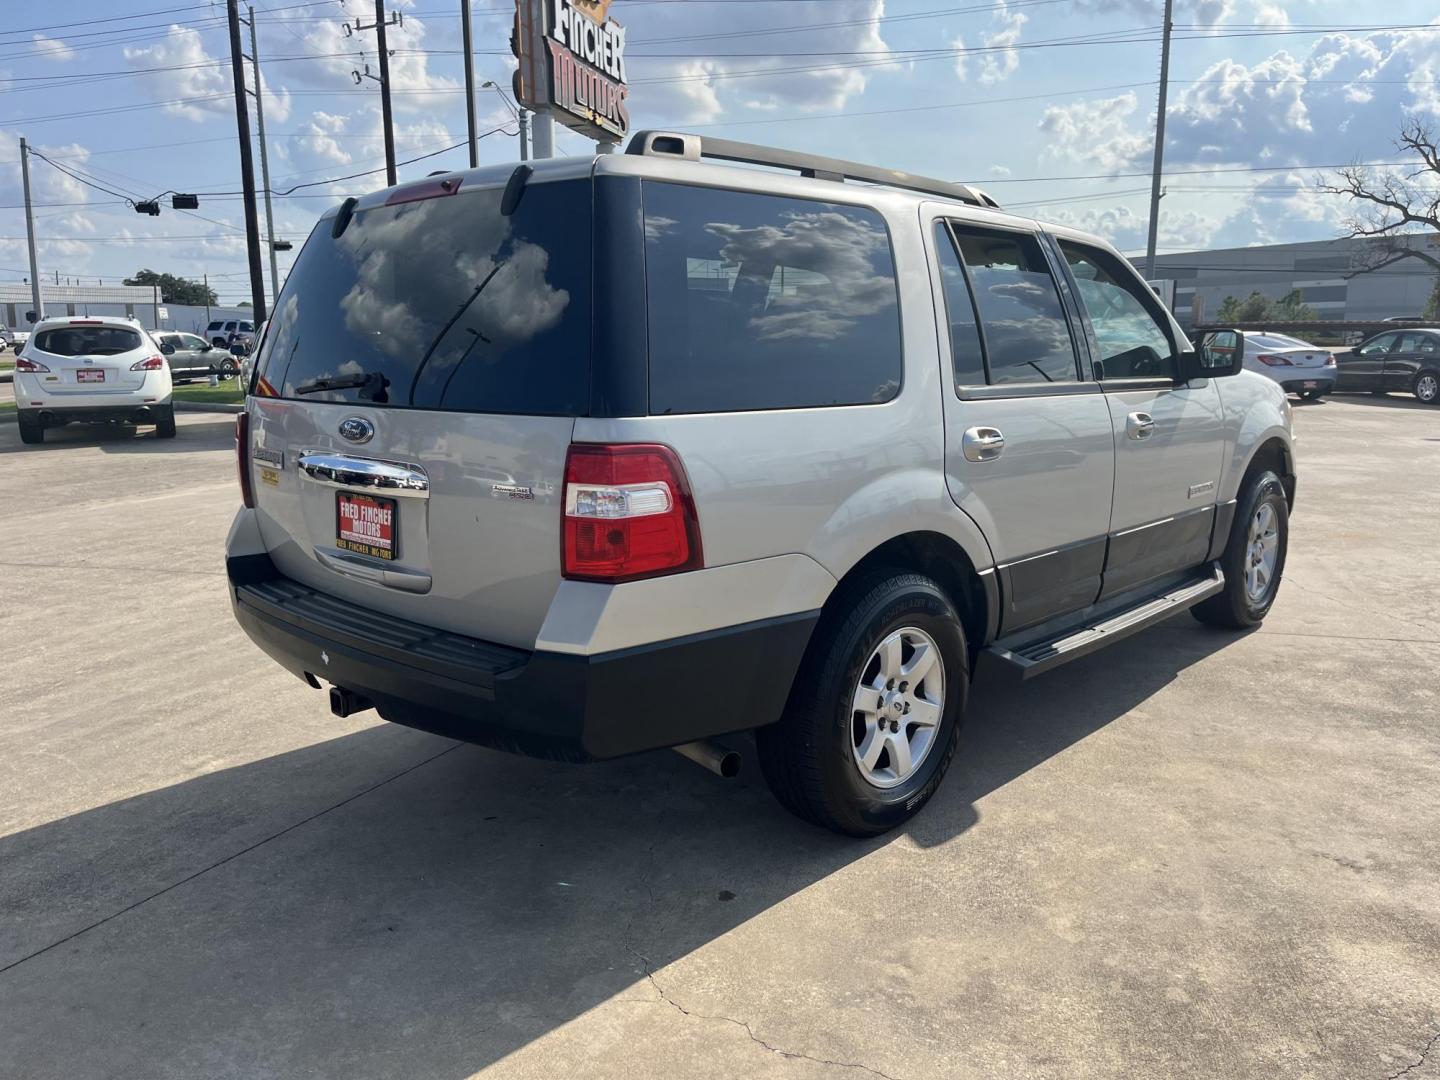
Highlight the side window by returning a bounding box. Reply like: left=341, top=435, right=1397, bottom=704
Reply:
left=949, top=224, right=1078, bottom=385
left=932, top=224, right=986, bottom=386
left=1396, top=332, right=1428, bottom=353
left=643, top=182, right=902, bottom=414
left=1359, top=334, right=1395, bottom=355
left=1417, top=335, right=1440, bottom=354
left=1058, top=240, right=1175, bottom=379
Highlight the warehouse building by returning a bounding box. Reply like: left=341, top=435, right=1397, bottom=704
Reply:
left=1152, top=233, right=1440, bottom=328
left=0, top=283, right=252, bottom=336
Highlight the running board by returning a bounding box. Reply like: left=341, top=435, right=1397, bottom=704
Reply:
left=977, top=565, right=1225, bottom=682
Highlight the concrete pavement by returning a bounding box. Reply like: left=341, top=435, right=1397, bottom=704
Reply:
left=0, top=399, right=1437, bottom=1079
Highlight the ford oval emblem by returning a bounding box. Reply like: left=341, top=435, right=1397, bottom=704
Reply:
left=338, top=416, right=374, bottom=444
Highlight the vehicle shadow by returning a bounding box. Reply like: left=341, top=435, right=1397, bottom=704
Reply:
left=1327, top=391, right=1432, bottom=411
left=0, top=618, right=1239, bottom=1077
left=0, top=417, right=236, bottom=456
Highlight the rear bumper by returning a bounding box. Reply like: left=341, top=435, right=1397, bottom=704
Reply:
left=228, top=553, right=818, bottom=762
left=1277, top=375, right=1335, bottom=393
left=20, top=401, right=173, bottom=425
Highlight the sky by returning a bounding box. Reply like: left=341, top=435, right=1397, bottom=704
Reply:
left=2, top=0, right=1439, bottom=305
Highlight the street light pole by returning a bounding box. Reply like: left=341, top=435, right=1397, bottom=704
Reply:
left=374, top=0, right=397, bottom=186
left=226, top=0, right=267, bottom=323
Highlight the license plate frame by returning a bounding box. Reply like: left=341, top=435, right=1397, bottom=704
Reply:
left=336, top=491, right=398, bottom=561
left=1302, top=380, right=1318, bottom=389
left=75, top=368, right=106, bottom=384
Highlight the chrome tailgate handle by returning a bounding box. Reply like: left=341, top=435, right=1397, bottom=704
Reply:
left=298, top=453, right=429, bottom=498
left=962, top=426, right=1005, bottom=462
left=1126, top=412, right=1156, bottom=440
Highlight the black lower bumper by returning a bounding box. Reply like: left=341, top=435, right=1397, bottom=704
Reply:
left=23, top=403, right=170, bottom=426
left=1279, top=379, right=1333, bottom=394
left=228, top=554, right=819, bottom=762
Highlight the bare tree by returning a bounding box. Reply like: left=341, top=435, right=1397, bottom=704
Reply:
left=1318, top=121, right=1440, bottom=314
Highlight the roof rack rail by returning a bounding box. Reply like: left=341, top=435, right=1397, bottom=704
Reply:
left=624, top=130, right=1001, bottom=209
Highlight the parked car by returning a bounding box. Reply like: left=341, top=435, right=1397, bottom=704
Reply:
left=1238, top=331, right=1337, bottom=400
left=205, top=318, right=255, bottom=348
left=1, top=323, right=29, bottom=352
left=13, top=315, right=174, bottom=444
left=154, top=331, right=238, bottom=382
left=1334, top=328, right=1440, bottom=404
left=227, top=133, right=1295, bottom=836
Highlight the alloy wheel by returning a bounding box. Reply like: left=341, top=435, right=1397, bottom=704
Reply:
left=850, top=627, right=945, bottom=789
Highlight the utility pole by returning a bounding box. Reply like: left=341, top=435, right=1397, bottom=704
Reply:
left=374, top=0, right=397, bottom=184
left=346, top=2, right=400, bottom=184
left=204, top=273, right=212, bottom=325
left=531, top=109, right=554, bottom=159
left=1143, top=0, right=1174, bottom=280
left=246, top=6, right=280, bottom=305
left=460, top=0, right=479, bottom=168
left=227, top=0, right=268, bottom=323
left=518, top=109, right=529, bottom=161
left=19, top=137, right=42, bottom=325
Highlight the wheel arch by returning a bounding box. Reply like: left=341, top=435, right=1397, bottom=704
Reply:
left=1241, top=435, right=1296, bottom=508
left=819, top=530, right=998, bottom=663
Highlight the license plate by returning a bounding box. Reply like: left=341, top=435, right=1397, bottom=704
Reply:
left=336, top=492, right=397, bottom=561
left=1303, top=381, right=1318, bottom=389
left=75, top=368, right=105, bottom=383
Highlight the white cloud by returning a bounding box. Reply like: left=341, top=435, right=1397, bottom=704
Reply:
left=1073, top=0, right=1234, bottom=28
left=1040, top=91, right=1152, bottom=172
left=123, top=25, right=291, bottom=124
left=1039, top=202, right=1219, bottom=253
left=31, top=34, right=74, bottom=62
left=951, top=34, right=968, bottom=82
left=978, top=0, right=1027, bottom=86
left=1253, top=3, right=1289, bottom=28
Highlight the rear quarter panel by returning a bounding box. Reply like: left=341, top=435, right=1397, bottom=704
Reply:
left=572, top=189, right=995, bottom=601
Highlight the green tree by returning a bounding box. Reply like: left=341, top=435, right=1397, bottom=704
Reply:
left=1214, top=289, right=1317, bottom=323
left=122, top=268, right=218, bottom=306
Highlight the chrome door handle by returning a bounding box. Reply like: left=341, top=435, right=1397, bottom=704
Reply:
left=962, top=426, right=1005, bottom=462
left=297, top=452, right=429, bottom=497
left=1126, top=412, right=1156, bottom=440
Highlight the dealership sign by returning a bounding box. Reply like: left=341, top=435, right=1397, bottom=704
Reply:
left=514, top=0, right=630, bottom=141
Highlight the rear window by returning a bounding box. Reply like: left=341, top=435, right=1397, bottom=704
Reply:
left=642, top=182, right=902, bottom=414
left=257, top=178, right=591, bottom=415
left=34, top=326, right=142, bottom=356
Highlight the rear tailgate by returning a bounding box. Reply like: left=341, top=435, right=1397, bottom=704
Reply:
left=29, top=324, right=151, bottom=393
left=247, top=169, right=593, bottom=650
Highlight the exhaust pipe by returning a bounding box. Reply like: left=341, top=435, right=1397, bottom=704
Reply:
left=673, top=739, right=741, bottom=779
left=328, top=685, right=374, bottom=718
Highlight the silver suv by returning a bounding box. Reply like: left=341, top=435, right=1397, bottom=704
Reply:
left=228, top=133, right=1295, bottom=836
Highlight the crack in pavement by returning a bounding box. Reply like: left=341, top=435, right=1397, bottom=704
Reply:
left=1384, top=1027, right=1440, bottom=1080
left=0, top=741, right=461, bottom=978
left=618, top=788, right=904, bottom=1080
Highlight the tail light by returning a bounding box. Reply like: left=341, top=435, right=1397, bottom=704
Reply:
left=130, top=354, right=165, bottom=371
left=1324, top=354, right=1336, bottom=367
left=562, top=443, right=702, bottom=582
left=1255, top=354, right=1294, bottom=367
left=236, top=412, right=255, bottom=509
left=14, top=356, right=49, bottom=373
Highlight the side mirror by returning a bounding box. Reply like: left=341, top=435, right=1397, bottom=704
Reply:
left=159, top=343, right=176, bottom=355
left=1184, top=329, right=1244, bottom=379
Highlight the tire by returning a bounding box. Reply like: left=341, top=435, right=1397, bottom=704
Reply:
left=757, top=572, right=967, bottom=837
left=1300, top=389, right=1327, bottom=401
left=154, top=406, right=177, bottom=439
left=1414, top=370, right=1439, bottom=405
left=1192, top=469, right=1288, bottom=630
left=219, top=358, right=238, bottom=381
left=17, top=416, right=43, bottom=445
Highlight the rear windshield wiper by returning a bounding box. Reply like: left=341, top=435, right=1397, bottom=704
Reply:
left=294, top=370, right=389, bottom=402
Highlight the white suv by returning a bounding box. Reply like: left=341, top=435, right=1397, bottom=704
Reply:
left=14, top=316, right=175, bottom=445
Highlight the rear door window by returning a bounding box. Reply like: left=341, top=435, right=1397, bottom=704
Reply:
left=34, top=326, right=143, bottom=356
left=643, top=182, right=902, bottom=414
left=256, top=179, right=592, bottom=415
left=949, top=225, right=1079, bottom=385
left=932, top=223, right=986, bottom=387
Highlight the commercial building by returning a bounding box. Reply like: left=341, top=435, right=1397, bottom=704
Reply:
left=1152, top=233, right=1439, bottom=328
